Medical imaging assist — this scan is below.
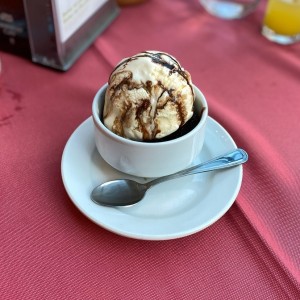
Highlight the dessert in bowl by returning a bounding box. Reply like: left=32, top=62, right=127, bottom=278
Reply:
left=92, top=51, right=208, bottom=177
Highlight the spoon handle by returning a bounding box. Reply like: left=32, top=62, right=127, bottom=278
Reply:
left=147, top=148, right=248, bottom=187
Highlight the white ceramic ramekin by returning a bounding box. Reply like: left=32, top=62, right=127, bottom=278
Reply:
left=92, top=83, right=208, bottom=178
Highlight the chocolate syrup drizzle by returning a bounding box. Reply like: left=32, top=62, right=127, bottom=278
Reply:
left=110, top=51, right=194, bottom=98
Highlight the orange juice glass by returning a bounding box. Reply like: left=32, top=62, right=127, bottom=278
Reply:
left=262, top=0, right=300, bottom=44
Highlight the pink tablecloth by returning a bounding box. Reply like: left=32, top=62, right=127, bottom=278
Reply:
left=1, top=0, right=300, bottom=298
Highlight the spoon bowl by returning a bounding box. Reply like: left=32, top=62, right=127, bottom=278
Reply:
left=92, top=180, right=148, bottom=207
left=91, top=148, right=248, bottom=207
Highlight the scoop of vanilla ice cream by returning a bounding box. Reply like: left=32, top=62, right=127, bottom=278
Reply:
left=103, top=51, right=194, bottom=141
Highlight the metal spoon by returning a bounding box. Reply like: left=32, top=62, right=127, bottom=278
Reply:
left=91, top=148, right=248, bottom=207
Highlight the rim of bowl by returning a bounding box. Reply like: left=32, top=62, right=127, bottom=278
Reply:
left=92, top=83, right=208, bottom=147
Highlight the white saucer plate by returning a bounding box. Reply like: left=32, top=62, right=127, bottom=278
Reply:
left=61, top=116, right=243, bottom=240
